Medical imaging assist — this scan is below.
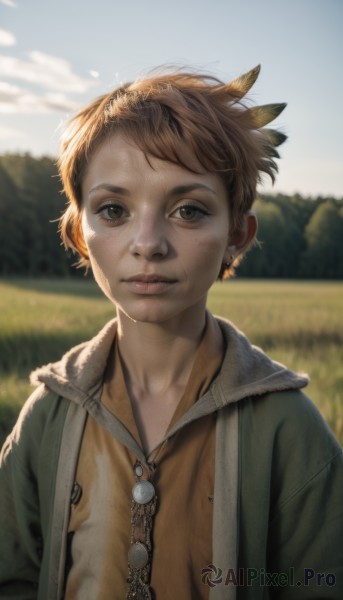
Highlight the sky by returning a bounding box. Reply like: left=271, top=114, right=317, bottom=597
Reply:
left=0, top=0, right=342, bottom=197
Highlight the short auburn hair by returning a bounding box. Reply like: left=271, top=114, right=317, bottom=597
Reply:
left=58, top=65, right=286, bottom=276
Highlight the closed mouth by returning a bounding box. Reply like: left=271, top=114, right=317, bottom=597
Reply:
left=124, top=274, right=177, bottom=283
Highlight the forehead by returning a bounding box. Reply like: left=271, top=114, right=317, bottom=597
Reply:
left=82, top=132, right=226, bottom=196
left=87, top=130, right=205, bottom=173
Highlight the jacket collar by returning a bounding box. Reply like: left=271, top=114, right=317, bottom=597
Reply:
left=31, top=315, right=308, bottom=411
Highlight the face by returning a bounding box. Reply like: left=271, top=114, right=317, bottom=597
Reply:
left=81, top=133, right=233, bottom=326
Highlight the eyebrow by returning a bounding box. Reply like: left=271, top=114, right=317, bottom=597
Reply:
left=89, top=184, right=130, bottom=196
left=89, top=183, right=217, bottom=196
left=169, top=184, right=217, bottom=196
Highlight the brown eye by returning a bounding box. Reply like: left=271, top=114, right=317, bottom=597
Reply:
left=99, top=204, right=126, bottom=221
left=176, top=204, right=208, bottom=222
left=179, top=206, right=197, bottom=220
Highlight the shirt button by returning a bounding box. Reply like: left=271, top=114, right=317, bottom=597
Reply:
left=71, top=482, right=82, bottom=505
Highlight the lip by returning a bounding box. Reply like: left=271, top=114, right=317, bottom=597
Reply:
left=123, top=274, right=177, bottom=294
left=124, top=273, right=177, bottom=283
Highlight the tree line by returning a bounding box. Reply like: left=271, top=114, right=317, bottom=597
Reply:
left=0, top=153, right=342, bottom=279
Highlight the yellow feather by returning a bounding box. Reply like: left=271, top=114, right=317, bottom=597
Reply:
left=227, top=65, right=261, bottom=97
left=246, top=103, right=287, bottom=128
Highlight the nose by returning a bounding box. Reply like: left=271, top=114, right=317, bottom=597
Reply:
left=129, top=214, right=169, bottom=260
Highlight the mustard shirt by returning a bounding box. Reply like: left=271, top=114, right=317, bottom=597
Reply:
left=65, top=314, right=224, bottom=600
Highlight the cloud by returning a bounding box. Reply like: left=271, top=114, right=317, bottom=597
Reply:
left=0, top=124, right=24, bottom=139
left=0, top=29, right=16, bottom=46
left=0, top=0, right=17, bottom=6
left=0, top=81, right=78, bottom=114
left=0, top=50, right=96, bottom=93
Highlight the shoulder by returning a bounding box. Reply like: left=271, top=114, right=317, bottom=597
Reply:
left=239, top=389, right=342, bottom=515
left=240, top=389, right=341, bottom=467
left=255, top=389, right=339, bottom=448
left=30, top=318, right=117, bottom=400
left=0, top=385, right=70, bottom=472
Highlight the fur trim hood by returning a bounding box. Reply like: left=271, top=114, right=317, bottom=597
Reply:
left=30, top=315, right=309, bottom=411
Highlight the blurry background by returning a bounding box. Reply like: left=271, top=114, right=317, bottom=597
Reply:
left=0, top=0, right=342, bottom=278
left=0, top=0, right=342, bottom=444
left=1, top=0, right=342, bottom=195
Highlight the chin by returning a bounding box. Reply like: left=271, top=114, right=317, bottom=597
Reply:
left=120, top=307, right=177, bottom=325
left=114, top=298, right=191, bottom=326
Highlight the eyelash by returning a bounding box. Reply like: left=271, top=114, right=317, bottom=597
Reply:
left=173, top=204, right=210, bottom=222
left=95, top=202, right=210, bottom=223
left=96, top=203, right=126, bottom=222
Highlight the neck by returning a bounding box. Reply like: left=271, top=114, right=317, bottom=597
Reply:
left=116, top=305, right=207, bottom=396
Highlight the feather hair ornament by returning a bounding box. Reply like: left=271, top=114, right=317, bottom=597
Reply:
left=224, top=64, right=287, bottom=137
left=224, top=65, right=287, bottom=125
left=225, top=64, right=262, bottom=98
left=220, top=64, right=287, bottom=183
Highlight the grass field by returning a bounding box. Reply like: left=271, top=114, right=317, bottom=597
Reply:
left=0, top=278, right=342, bottom=446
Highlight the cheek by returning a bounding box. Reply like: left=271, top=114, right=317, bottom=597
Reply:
left=80, top=222, right=113, bottom=300
left=81, top=212, right=96, bottom=250
left=81, top=214, right=111, bottom=265
left=190, top=230, right=228, bottom=270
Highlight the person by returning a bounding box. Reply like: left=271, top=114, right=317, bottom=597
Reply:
left=0, top=64, right=342, bottom=600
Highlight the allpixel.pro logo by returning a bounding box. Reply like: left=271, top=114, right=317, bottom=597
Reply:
left=201, top=564, right=223, bottom=587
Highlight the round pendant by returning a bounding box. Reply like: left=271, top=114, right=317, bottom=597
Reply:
left=132, top=480, right=155, bottom=504
left=128, top=542, right=149, bottom=569
left=134, top=462, right=144, bottom=478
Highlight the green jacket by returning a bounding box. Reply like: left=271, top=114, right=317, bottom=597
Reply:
left=1, top=316, right=342, bottom=599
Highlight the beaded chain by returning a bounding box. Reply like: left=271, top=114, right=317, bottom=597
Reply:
left=126, top=461, right=157, bottom=600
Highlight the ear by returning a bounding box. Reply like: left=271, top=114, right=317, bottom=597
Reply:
left=225, top=211, right=258, bottom=261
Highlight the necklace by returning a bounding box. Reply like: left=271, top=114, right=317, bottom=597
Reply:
left=126, top=460, right=158, bottom=600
